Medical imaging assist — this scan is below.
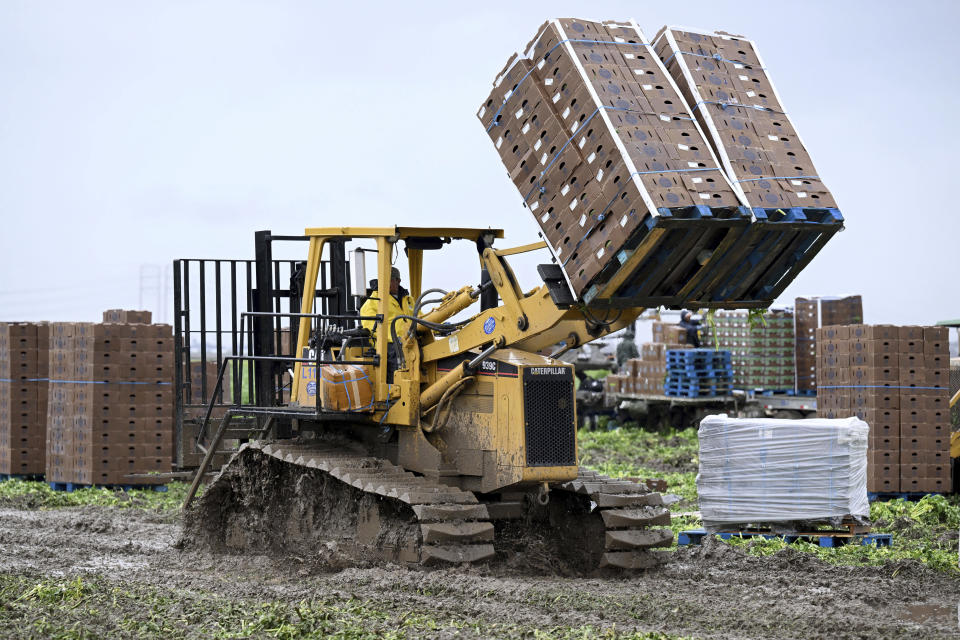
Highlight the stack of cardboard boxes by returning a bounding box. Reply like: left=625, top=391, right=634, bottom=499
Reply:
left=46, top=311, right=173, bottom=486
left=795, top=296, right=863, bottom=394
left=701, top=310, right=795, bottom=391
left=0, top=322, right=49, bottom=476
left=817, top=324, right=950, bottom=493
left=653, top=27, right=837, bottom=210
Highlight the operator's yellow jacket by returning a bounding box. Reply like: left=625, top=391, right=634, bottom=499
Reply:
left=359, top=293, right=414, bottom=343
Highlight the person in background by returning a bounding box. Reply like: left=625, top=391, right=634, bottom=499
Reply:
left=679, top=310, right=702, bottom=348
left=359, top=267, right=414, bottom=382
left=616, top=321, right=639, bottom=370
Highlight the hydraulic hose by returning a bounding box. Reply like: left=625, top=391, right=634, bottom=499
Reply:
left=389, top=314, right=466, bottom=369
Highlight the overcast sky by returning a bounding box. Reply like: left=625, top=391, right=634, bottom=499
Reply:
left=1, top=0, right=957, bottom=331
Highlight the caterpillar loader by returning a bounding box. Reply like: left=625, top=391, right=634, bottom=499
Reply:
left=181, top=226, right=680, bottom=571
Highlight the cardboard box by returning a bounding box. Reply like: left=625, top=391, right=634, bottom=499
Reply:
left=900, top=477, right=948, bottom=493
left=899, top=422, right=948, bottom=439
left=102, top=309, right=153, bottom=324
left=899, top=463, right=948, bottom=480
left=897, top=326, right=923, bottom=341
left=819, top=325, right=849, bottom=341
left=849, top=339, right=898, bottom=355
left=848, top=324, right=897, bottom=341
left=899, top=340, right=923, bottom=354
left=867, top=443, right=898, bottom=463
left=900, top=449, right=947, bottom=465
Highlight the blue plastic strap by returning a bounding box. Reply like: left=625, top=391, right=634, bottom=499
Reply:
left=486, top=37, right=651, bottom=132
left=663, top=49, right=761, bottom=70
left=820, top=384, right=944, bottom=391
left=691, top=100, right=785, bottom=116
left=736, top=175, right=820, bottom=183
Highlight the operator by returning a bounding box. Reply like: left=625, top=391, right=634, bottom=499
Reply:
left=359, top=267, right=414, bottom=382
left=678, top=310, right=702, bottom=348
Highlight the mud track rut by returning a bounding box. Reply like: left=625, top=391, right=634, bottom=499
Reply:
left=188, top=441, right=673, bottom=571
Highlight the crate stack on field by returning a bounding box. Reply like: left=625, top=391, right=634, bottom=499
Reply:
left=794, top=296, right=863, bottom=394
left=701, top=310, right=795, bottom=392
left=0, top=322, right=49, bottom=477
left=478, top=19, right=843, bottom=312
left=664, top=349, right=732, bottom=397
left=46, top=310, right=173, bottom=487
left=817, top=324, right=951, bottom=494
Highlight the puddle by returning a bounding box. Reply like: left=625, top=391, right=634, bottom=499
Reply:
left=898, top=603, right=957, bottom=625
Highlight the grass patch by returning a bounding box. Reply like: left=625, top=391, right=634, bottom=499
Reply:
left=0, top=478, right=192, bottom=512
left=578, top=427, right=699, bottom=506
left=0, top=573, right=691, bottom=639
left=712, top=487, right=960, bottom=575
left=578, top=427, right=699, bottom=475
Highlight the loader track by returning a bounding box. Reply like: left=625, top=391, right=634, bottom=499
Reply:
left=187, top=442, right=671, bottom=572
left=188, top=441, right=495, bottom=566
left=556, top=470, right=673, bottom=570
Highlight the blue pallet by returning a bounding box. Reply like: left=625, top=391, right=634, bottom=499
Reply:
left=665, top=385, right=732, bottom=392
left=666, top=368, right=733, bottom=378
left=665, top=379, right=732, bottom=388
left=678, top=528, right=891, bottom=548
left=48, top=482, right=168, bottom=493
left=751, top=207, right=843, bottom=224
left=664, top=388, right=727, bottom=398
left=666, top=362, right=733, bottom=370
left=708, top=208, right=843, bottom=302
left=667, top=349, right=731, bottom=359
left=868, top=491, right=942, bottom=502
left=1, top=473, right=44, bottom=481
left=656, top=204, right=752, bottom=220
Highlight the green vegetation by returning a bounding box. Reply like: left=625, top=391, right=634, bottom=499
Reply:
left=723, top=494, right=960, bottom=575
left=579, top=428, right=699, bottom=505
left=0, top=478, right=191, bottom=512
left=0, top=573, right=691, bottom=640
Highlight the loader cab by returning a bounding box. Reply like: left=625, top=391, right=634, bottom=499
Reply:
left=288, top=227, right=505, bottom=413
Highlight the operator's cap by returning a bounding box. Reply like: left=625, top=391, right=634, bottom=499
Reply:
left=390, top=267, right=401, bottom=281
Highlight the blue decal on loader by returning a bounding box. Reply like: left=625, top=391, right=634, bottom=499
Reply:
left=483, top=317, right=496, bottom=334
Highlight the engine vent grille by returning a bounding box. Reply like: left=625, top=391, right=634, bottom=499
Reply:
left=522, top=368, right=576, bottom=467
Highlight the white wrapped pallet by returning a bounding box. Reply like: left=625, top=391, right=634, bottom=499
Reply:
left=697, top=415, right=869, bottom=531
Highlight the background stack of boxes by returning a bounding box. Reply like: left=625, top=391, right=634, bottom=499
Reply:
left=701, top=310, right=795, bottom=392
left=0, top=323, right=48, bottom=477
left=817, top=324, right=950, bottom=494
left=605, top=321, right=691, bottom=396
left=45, top=310, right=173, bottom=486
left=795, top=296, right=863, bottom=394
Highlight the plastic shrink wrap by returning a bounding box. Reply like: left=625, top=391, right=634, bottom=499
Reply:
left=697, top=415, right=868, bottom=531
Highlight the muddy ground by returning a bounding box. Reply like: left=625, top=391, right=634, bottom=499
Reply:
left=1, top=505, right=957, bottom=639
